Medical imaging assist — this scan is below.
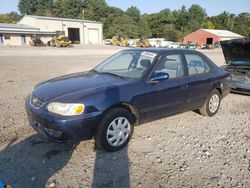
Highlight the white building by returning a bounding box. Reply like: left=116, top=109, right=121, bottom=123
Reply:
left=19, top=15, right=103, bottom=45
left=0, top=15, right=103, bottom=46
left=0, top=23, right=54, bottom=46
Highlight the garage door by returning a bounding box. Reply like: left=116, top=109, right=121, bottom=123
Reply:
left=88, top=29, right=99, bottom=44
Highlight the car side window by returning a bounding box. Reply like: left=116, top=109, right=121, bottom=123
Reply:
left=185, top=54, right=211, bottom=76
left=153, top=54, right=184, bottom=79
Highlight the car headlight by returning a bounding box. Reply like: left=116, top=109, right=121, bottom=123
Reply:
left=47, top=102, right=85, bottom=116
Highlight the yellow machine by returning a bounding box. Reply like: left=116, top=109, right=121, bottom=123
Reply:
left=112, top=35, right=129, bottom=47
left=48, top=35, right=72, bottom=47
left=135, top=36, right=151, bottom=48
left=29, top=35, right=44, bottom=46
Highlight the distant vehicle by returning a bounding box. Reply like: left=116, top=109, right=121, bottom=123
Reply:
left=29, top=35, right=44, bottom=46
left=26, top=48, right=231, bottom=152
left=187, top=42, right=197, bottom=50
left=178, top=44, right=188, bottom=49
left=221, top=38, right=250, bottom=94
left=111, top=35, right=129, bottom=47
left=135, top=36, right=151, bottom=48
left=200, top=44, right=215, bottom=50
left=149, top=40, right=161, bottom=48
left=159, top=40, right=169, bottom=48
left=128, top=39, right=136, bottom=47
left=148, top=38, right=163, bottom=48
left=105, top=39, right=112, bottom=45
left=206, top=44, right=215, bottom=50
left=168, top=42, right=179, bottom=48
left=201, top=44, right=207, bottom=49
left=47, top=35, right=71, bottom=47
left=214, top=42, right=221, bottom=48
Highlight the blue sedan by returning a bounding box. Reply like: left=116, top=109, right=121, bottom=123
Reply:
left=26, top=49, right=231, bottom=152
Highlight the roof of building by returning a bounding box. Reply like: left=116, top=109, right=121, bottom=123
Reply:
left=0, top=23, right=38, bottom=30
left=23, top=15, right=102, bottom=24
left=0, top=23, right=55, bottom=35
left=203, top=29, right=243, bottom=38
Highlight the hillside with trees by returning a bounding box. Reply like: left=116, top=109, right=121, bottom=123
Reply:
left=0, top=0, right=249, bottom=41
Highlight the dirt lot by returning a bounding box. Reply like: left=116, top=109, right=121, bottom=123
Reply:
left=0, top=46, right=249, bottom=188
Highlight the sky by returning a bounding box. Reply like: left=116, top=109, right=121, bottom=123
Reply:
left=0, top=0, right=249, bottom=16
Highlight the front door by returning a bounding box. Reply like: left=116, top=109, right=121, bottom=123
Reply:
left=144, top=52, right=189, bottom=121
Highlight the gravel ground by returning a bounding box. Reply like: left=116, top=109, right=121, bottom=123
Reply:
left=0, top=46, right=249, bottom=188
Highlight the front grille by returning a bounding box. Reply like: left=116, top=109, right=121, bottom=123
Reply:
left=30, top=95, right=44, bottom=109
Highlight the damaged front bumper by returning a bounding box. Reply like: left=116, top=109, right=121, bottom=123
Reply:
left=230, top=74, right=250, bottom=94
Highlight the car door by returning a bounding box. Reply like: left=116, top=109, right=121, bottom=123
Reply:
left=144, top=52, right=189, bottom=121
left=184, top=52, right=215, bottom=110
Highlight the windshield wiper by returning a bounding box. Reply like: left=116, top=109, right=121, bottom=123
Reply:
left=97, top=71, right=128, bottom=79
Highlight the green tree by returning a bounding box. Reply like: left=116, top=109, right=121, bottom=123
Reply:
left=54, top=0, right=83, bottom=19
left=83, top=0, right=109, bottom=21
left=188, top=4, right=207, bottom=31
left=0, top=12, right=21, bottom=23
left=163, top=24, right=178, bottom=41
left=18, top=0, right=54, bottom=16
left=126, top=6, right=151, bottom=38
left=173, top=6, right=190, bottom=32
left=105, top=15, right=138, bottom=38
left=103, top=7, right=125, bottom=38
left=137, top=17, right=152, bottom=37
left=144, top=9, right=175, bottom=38
left=126, top=6, right=140, bottom=22
left=209, top=11, right=235, bottom=30
left=233, top=13, right=250, bottom=37
left=203, top=20, right=215, bottom=29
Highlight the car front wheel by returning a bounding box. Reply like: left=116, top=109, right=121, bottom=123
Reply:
left=94, top=108, right=134, bottom=152
left=199, top=90, right=221, bottom=117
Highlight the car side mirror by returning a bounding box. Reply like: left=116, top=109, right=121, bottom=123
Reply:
left=149, top=72, right=169, bottom=83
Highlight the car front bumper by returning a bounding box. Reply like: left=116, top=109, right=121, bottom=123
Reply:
left=230, top=77, right=250, bottom=95
left=25, top=98, right=103, bottom=142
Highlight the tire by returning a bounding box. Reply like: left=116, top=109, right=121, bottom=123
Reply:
left=199, top=89, right=221, bottom=117
left=94, top=108, right=134, bottom=152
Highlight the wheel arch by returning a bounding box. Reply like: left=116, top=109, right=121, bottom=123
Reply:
left=213, top=81, right=222, bottom=96
left=215, top=87, right=222, bottom=96
left=103, top=103, right=139, bottom=126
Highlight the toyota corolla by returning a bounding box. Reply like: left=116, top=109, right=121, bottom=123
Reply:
left=26, top=49, right=231, bottom=152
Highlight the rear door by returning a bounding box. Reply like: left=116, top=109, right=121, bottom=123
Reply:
left=144, top=52, right=189, bottom=120
left=184, top=52, right=214, bottom=109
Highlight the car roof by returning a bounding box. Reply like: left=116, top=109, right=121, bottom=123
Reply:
left=122, top=48, right=199, bottom=55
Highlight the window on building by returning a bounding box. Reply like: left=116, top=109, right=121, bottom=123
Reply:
left=0, top=34, right=3, bottom=44
left=4, top=35, right=10, bottom=40
left=185, top=54, right=211, bottom=76
left=21, top=35, right=26, bottom=44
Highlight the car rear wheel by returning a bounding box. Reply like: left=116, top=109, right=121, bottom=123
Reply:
left=199, top=90, right=221, bottom=117
left=94, top=108, right=134, bottom=152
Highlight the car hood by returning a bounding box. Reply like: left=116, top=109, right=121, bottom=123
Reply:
left=221, top=38, right=250, bottom=66
left=33, top=70, right=131, bottom=102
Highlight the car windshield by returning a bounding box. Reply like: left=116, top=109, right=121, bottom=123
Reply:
left=228, top=60, right=250, bottom=67
left=94, top=50, right=157, bottom=79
